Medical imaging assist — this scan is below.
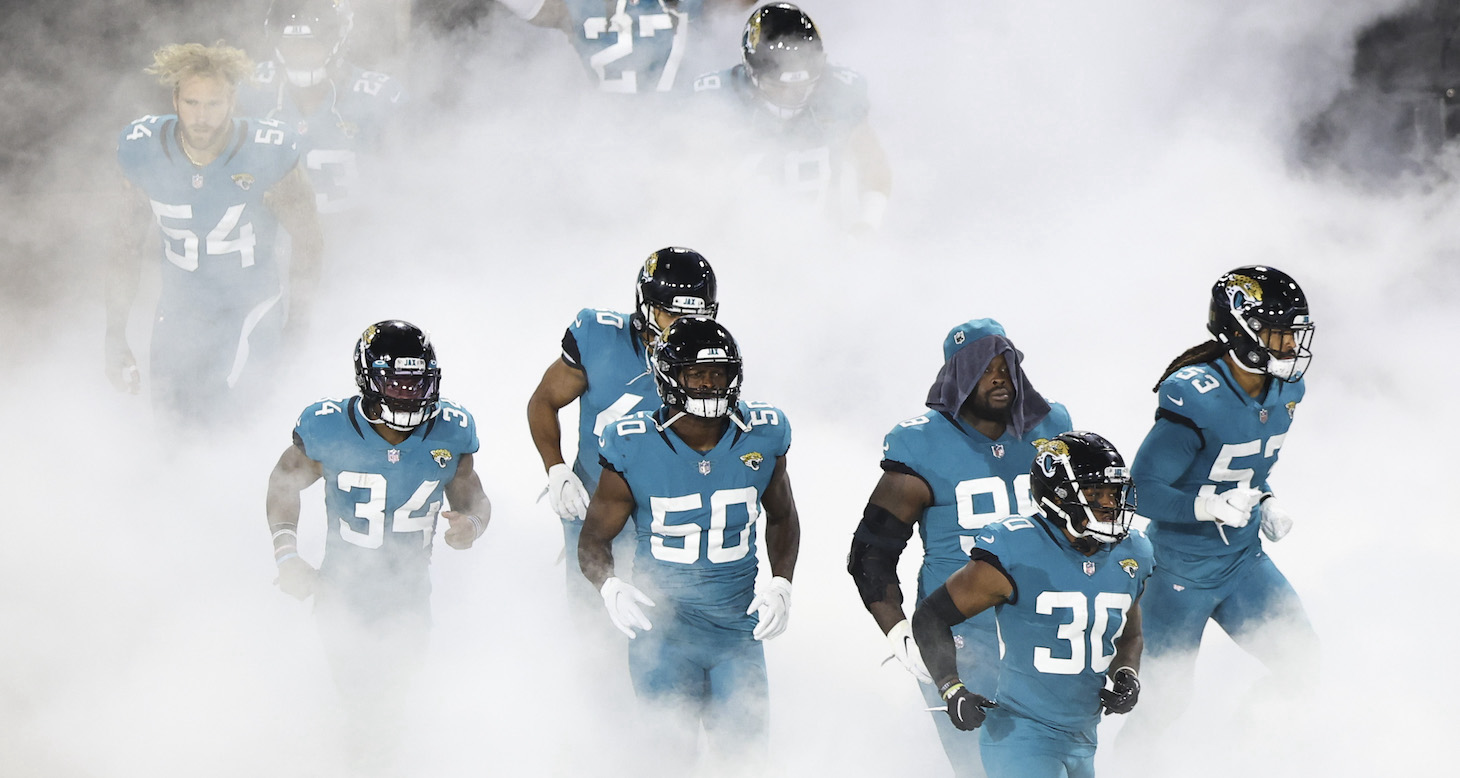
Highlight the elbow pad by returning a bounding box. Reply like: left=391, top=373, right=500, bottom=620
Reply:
left=847, top=503, right=915, bottom=607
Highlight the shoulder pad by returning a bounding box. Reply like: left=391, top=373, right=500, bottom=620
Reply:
left=1156, top=365, right=1226, bottom=426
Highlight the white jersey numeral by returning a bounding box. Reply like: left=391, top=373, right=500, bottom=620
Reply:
left=583, top=7, right=684, bottom=93
left=957, top=473, right=1033, bottom=553
left=148, top=200, right=256, bottom=270
left=595, top=392, right=646, bottom=436
left=1031, top=591, right=1133, bottom=675
left=649, top=487, right=759, bottom=565
left=336, top=472, right=442, bottom=550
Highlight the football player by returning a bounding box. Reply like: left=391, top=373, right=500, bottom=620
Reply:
left=848, top=318, right=1072, bottom=778
left=106, top=42, right=322, bottom=429
left=692, top=3, right=891, bottom=231
left=265, top=320, right=489, bottom=740
left=499, top=0, right=755, bottom=95
left=1118, top=267, right=1319, bottom=763
left=912, top=432, right=1152, bottom=778
left=579, top=317, right=800, bottom=771
left=527, top=247, right=718, bottom=620
left=238, top=0, right=404, bottom=216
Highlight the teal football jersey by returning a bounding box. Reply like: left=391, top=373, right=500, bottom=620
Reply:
left=563, top=0, right=705, bottom=94
left=972, top=517, right=1154, bottom=741
left=598, top=402, right=791, bottom=639
left=238, top=62, right=403, bottom=213
left=561, top=308, right=658, bottom=493
left=691, top=64, right=871, bottom=206
left=881, top=405, right=1073, bottom=603
left=117, top=114, right=299, bottom=311
left=1133, top=360, right=1304, bottom=571
left=293, top=396, right=480, bottom=602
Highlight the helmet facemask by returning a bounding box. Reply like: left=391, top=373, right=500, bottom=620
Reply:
left=1209, top=267, right=1314, bottom=384
left=268, top=0, right=353, bottom=87
left=658, top=352, right=741, bottom=419
left=1031, top=433, right=1137, bottom=548
left=362, top=358, right=440, bottom=430
left=353, top=321, right=441, bottom=432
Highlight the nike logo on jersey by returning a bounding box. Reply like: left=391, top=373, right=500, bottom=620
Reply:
left=1167, top=395, right=1185, bottom=406
left=978, top=535, right=995, bottom=543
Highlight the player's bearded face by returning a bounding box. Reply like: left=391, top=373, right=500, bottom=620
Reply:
left=174, top=75, right=235, bottom=149
left=968, top=354, right=1013, bottom=421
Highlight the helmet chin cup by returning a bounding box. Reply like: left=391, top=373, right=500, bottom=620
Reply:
left=284, top=65, right=328, bottom=87
left=685, top=396, right=731, bottom=419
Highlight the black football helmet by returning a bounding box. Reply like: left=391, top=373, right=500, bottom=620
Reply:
left=1030, top=432, right=1137, bottom=546
left=653, top=317, right=743, bottom=419
left=353, top=320, right=441, bottom=431
left=1207, top=265, right=1314, bottom=383
left=632, top=247, right=719, bottom=340
left=742, top=3, right=826, bottom=116
left=265, top=0, right=353, bottom=87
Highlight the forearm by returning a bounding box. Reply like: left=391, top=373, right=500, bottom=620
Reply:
left=265, top=483, right=303, bottom=562
left=868, top=598, right=907, bottom=634
left=577, top=533, right=615, bottom=590
left=764, top=515, right=799, bottom=582
left=526, top=399, right=568, bottom=470
left=1132, top=421, right=1203, bottom=523
left=911, top=586, right=963, bottom=686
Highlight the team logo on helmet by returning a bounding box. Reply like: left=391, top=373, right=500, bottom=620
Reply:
left=1120, top=558, right=1140, bottom=578
left=1223, top=274, right=1264, bottom=312
left=746, top=14, right=763, bottom=49
left=362, top=323, right=379, bottom=343
left=642, top=253, right=659, bottom=280
left=741, top=451, right=764, bottom=471
left=232, top=173, right=255, bottom=190
left=431, top=449, right=452, bottom=468
left=1033, top=437, right=1071, bottom=478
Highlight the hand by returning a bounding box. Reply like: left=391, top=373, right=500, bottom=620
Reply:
left=1100, top=666, right=1141, bottom=715
left=443, top=510, right=485, bottom=549
left=105, top=334, right=140, bottom=394
left=886, top=620, right=932, bottom=684
left=1194, top=487, right=1262, bottom=527
left=747, top=576, right=793, bottom=641
left=545, top=463, right=589, bottom=521
left=600, top=577, right=655, bottom=639
left=939, top=680, right=997, bottom=731
left=274, top=556, right=318, bottom=600
left=1260, top=496, right=1293, bottom=542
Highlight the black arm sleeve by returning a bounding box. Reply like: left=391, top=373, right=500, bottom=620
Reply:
left=912, top=584, right=968, bottom=685
left=847, top=503, right=916, bottom=607
left=561, top=329, right=583, bottom=369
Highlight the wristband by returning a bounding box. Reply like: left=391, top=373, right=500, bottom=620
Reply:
left=467, top=514, right=485, bottom=539
left=274, top=552, right=299, bottom=565
left=939, top=680, right=966, bottom=701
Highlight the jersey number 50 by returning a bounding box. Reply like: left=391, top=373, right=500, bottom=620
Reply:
left=649, top=487, right=759, bottom=565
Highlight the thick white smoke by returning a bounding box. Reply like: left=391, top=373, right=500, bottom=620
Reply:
left=2, top=1, right=1455, bottom=775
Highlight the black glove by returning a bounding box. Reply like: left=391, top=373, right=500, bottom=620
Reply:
left=940, top=680, right=997, bottom=731
left=1100, top=667, right=1141, bottom=715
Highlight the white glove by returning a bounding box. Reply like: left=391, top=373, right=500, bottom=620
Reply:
left=1194, top=487, right=1262, bottom=528
left=886, top=619, right=932, bottom=684
left=747, top=576, right=793, bottom=641
left=546, top=463, right=589, bottom=521
left=600, top=577, right=655, bottom=638
left=1260, top=496, right=1293, bottom=542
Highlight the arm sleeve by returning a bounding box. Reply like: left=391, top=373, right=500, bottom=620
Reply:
left=1131, top=417, right=1204, bottom=523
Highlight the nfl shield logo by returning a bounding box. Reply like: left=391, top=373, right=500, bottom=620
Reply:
left=1083, top=561, right=1096, bottom=576
left=698, top=460, right=713, bottom=475
left=191, top=173, right=204, bottom=189
left=1259, top=408, right=1269, bottom=424
left=992, top=444, right=1005, bottom=459
left=387, top=449, right=400, bottom=464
